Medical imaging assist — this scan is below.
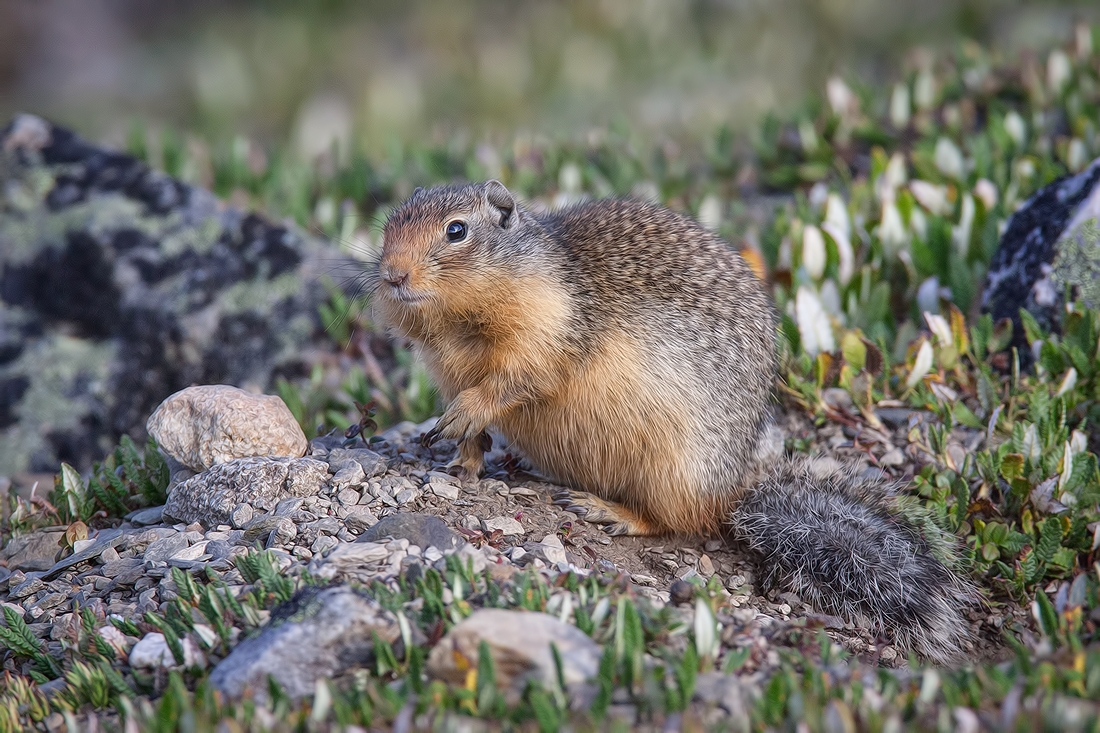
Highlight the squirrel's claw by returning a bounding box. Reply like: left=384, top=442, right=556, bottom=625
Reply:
left=551, top=489, right=660, bottom=537
left=423, top=404, right=484, bottom=447
left=421, top=425, right=442, bottom=447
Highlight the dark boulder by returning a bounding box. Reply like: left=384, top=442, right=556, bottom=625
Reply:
left=981, top=157, right=1100, bottom=356
left=0, top=114, right=357, bottom=477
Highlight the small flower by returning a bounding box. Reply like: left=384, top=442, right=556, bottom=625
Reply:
left=809, top=182, right=829, bottom=211
left=916, top=276, right=941, bottom=315
left=819, top=278, right=842, bottom=316
left=973, top=178, right=998, bottom=210
left=1076, top=23, right=1093, bottom=61
left=1047, top=49, right=1072, bottom=94
left=910, top=180, right=951, bottom=215
left=821, top=221, right=854, bottom=286
left=924, top=311, right=953, bottom=346
left=1020, top=422, right=1038, bottom=462
left=795, top=287, right=835, bottom=356
left=559, top=162, right=582, bottom=193
left=914, top=68, right=936, bottom=110
left=952, top=193, right=975, bottom=257
left=694, top=597, right=721, bottom=661
left=1021, top=424, right=1040, bottom=464
left=910, top=207, right=928, bottom=241
left=906, top=339, right=934, bottom=388
left=878, top=200, right=907, bottom=254
left=1058, top=441, right=1075, bottom=493
left=697, top=194, right=723, bottom=231
left=799, top=119, right=819, bottom=153
left=934, top=137, right=965, bottom=181
left=1070, top=429, right=1088, bottom=454
left=802, top=225, right=827, bottom=281
left=1066, top=138, right=1088, bottom=173
left=884, top=153, right=908, bottom=189
left=826, top=77, right=856, bottom=116
left=1056, top=367, right=1078, bottom=397
left=776, top=236, right=793, bottom=271
left=824, top=193, right=851, bottom=241
left=1015, top=158, right=1036, bottom=180
left=1003, top=111, right=1027, bottom=147
left=889, top=83, right=911, bottom=127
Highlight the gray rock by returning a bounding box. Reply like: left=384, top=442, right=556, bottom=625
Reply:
left=483, top=516, right=525, bottom=536
left=229, top=503, right=254, bottom=529
left=0, top=115, right=357, bottom=477
left=428, top=482, right=460, bottom=501
left=308, top=542, right=392, bottom=582
left=336, top=488, right=361, bottom=506
left=427, top=609, right=601, bottom=703
left=274, top=497, right=305, bottom=516
left=9, top=577, right=45, bottom=598
left=302, top=517, right=342, bottom=536
left=143, top=535, right=190, bottom=564
left=356, top=513, right=463, bottom=551
left=147, top=385, right=307, bottom=472
left=209, top=585, right=401, bottom=701
left=536, top=535, right=568, bottom=565
left=164, top=456, right=329, bottom=525
left=395, top=488, right=420, bottom=506
left=241, top=515, right=297, bottom=545
left=102, top=559, right=144, bottom=579
left=206, top=540, right=234, bottom=560
left=330, top=461, right=366, bottom=486
left=327, top=448, right=388, bottom=478
left=344, top=507, right=378, bottom=533
left=1, top=531, right=64, bottom=572
left=130, top=632, right=206, bottom=671
left=41, top=528, right=126, bottom=580
left=309, top=535, right=339, bottom=554
left=983, top=156, right=1100, bottom=358
left=693, top=672, right=753, bottom=721
left=127, top=506, right=165, bottom=527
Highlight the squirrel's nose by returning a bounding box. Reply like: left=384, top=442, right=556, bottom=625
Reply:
left=382, top=269, right=410, bottom=288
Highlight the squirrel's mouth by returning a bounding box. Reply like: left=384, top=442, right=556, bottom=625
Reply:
left=385, top=284, right=430, bottom=306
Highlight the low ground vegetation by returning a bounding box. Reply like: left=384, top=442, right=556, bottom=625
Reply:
left=3, top=25, right=1100, bottom=732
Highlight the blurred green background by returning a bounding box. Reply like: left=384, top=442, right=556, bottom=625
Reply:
left=3, top=0, right=1099, bottom=154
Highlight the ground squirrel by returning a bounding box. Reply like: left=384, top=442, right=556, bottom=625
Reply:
left=373, top=180, right=977, bottom=663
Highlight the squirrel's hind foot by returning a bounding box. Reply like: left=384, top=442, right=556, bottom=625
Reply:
left=551, top=489, right=661, bottom=536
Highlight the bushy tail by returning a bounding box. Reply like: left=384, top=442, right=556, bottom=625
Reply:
left=729, top=456, right=978, bottom=665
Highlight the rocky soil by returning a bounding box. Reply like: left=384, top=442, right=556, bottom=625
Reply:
left=0, top=380, right=1029, bottom=730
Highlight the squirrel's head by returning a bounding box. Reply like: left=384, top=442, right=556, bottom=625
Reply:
left=376, top=180, right=529, bottom=316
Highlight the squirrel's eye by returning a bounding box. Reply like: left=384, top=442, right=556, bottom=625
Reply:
left=445, top=220, right=468, bottom=243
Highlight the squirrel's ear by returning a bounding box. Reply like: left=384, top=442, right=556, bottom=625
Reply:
left=411, top=186, right=424, bottom=199
left=484, top=179, right=517, bottom=229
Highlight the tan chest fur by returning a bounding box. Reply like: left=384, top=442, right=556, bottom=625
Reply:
left=497, top=330, right=728, bottom=534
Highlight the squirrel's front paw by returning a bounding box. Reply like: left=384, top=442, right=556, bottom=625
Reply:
left=446, top=431, right=491, bottom=482
left=422, top=396, right=489, bottom=447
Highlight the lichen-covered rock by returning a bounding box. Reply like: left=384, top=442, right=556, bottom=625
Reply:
left=982, top=156, right=1100, bottom=354
left=209, top=585, right=400, bottom=701
left=147, top=385, right=307, bottom=471
left=164, top=456, right=329, bottom=525
left=427, top=609, right=601, bottom=703
left=0, top=114, right=356, bottom=477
